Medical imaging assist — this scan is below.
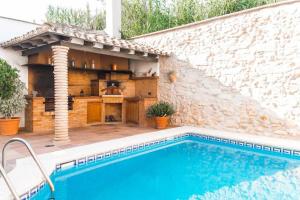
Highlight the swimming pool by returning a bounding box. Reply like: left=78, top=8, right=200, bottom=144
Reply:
left=29, top=134, right=300, bottom=200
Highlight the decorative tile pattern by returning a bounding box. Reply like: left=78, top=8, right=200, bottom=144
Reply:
left=188, top=133, right=300, bottom=158
left=20, top=182, right=46, bottom=200
left=24, top=132, right=300, bottom=199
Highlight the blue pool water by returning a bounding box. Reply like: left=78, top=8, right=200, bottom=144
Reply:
left=32, top=136, right=300, bottom=200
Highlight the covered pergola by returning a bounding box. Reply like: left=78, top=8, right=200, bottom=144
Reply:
left=0, top=23, right=169, bottom=142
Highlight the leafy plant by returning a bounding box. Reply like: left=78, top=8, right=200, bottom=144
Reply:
left=0, top=59, right=26, bottom=118
left=147, top=101, right=175, bottom=117
left=46, top=4, right=105, bottom=30
left=45, top=0, right=279, bottom=39
left=122, top=0, right=279, bottom=38
left=122, top=0, right=175, bottom=38
left=0, top=59, right=18, bottom=99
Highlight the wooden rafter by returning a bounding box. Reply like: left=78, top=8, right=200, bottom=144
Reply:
left=61, top=41, right=158, bottom=62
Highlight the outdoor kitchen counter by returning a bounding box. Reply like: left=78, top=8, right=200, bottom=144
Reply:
left=25, top=96, right=101, bottom=132
left=24, top=96, right=156, bottom=133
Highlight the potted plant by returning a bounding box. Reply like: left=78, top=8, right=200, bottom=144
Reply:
left=0, top=58, right=26, bottom=135
left=147, top=101, right=175, bottom=129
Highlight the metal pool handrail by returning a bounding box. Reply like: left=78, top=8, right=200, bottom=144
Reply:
left=0, top=164, right=20, bottom=200
left=1, top=138, right=55, bottom=195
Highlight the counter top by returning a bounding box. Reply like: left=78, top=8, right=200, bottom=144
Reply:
left=26, top=95, right=157, bottom=101
left=125, top=96, right=157, bottom=101
left=72, top=96, right=102, bottom=99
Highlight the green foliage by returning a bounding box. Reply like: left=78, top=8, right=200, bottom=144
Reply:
left=0, top=59, right=18, bottom=99
left=45, top=0, right=278, bottom=38
left=147, top=101, right=175, bottom=117
left=122, top=0, right=174, bottom=38
left=205, top=0, right=277, bottom=18
left=173, top=0, right=205, bottom=26
left=122, top=0, right=278, bottom=38
left=0, top=59, right=26, bottom=118
left=46, top=4, right=105, bottom=30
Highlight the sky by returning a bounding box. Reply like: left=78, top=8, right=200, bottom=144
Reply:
left=0, top=0, right=105, bottom=23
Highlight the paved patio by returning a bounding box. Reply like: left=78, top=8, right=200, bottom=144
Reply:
left=0, top=124, right=157, bottom=169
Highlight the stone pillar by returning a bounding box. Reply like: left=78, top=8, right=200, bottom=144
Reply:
left=52, top=46, right=69, bottom=141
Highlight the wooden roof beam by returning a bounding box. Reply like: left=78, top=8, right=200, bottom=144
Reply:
left=61, top=41, right=158, bottom=62
left=83, top=41, right=104, bottom=49
left=19, top=42, right=34, bottom=49
left=70, top=37, right=84, bottom=45
left=21, top=41, right=60, bottom=56
left=128, top=49, right=135, bottom=55
left=103, top=45, right=121, bottom=52
left=11, top=45, right=24, bottom=51
left=111, top=46, right=120, bottom=52
left=26, top=39, right=47, bottom=47
left=43, top=34, right=70, bottom=44
left=93, top=42, right=104, bottom=49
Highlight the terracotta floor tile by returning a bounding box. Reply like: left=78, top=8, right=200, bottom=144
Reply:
left=0, top=124, right=157, bottom=166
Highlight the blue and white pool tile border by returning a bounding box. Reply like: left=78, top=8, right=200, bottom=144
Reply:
left=188, top=133, right=300, bottom=157
left=55, top=136, right=184, bottom=171
left=2, top=126, right=300, bottom=200
left=54, top=132, right=300, bottom=171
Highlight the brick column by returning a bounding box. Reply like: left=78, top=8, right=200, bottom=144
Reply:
left=52, top=46, right=69, bottom=141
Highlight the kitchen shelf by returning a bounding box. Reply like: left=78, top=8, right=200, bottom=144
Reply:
left=94, top=69, right=133, bottom=74
left=130, top=76, right=159, bottom=80
left=23, top=63, right=53, bottom=68
left=23, top=63, right=133, bottom=74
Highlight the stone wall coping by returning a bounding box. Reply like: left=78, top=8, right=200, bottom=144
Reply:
left=132, top=0, right=300, bottom=39
left=0, top=16, right=40, bottom=26
left=1, top=126, right=300, bottom=199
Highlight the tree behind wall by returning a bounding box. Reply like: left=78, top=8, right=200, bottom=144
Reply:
left=121, top=0, right=175, bottom=39
left=123, top=0, right=278, bottom=38
left=45, top=0, right=278, bottom=38
left=46, top=4, right=105, bottom=30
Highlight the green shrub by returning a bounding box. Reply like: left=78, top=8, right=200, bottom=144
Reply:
left=121, top=0, right=279, bottom=38
left=46, top=0, right=278, bottom=39
left=147, top=101, right=175, bottom=117
left=0, top=59, right=26, bottom=118
left=46, top=4, right=105, bottom=30
left=0, top=59, right=19, bottom=99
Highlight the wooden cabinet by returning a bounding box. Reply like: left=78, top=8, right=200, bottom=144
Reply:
left=126, top=97, right=157, bottom=127
left=87, top=102, right=102, bottom=123
left=126, top=100, right=139, bottom=124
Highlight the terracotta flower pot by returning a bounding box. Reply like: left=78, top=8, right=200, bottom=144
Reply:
left=0, top=117, right=20, bottom=136
left=155, top=116, right=169, bottom=129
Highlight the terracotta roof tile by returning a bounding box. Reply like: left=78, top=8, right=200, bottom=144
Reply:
left=0, top=23, right=169, bottom=56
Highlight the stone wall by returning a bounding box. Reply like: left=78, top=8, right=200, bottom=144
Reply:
left=133, top=0, right=300, bottom=137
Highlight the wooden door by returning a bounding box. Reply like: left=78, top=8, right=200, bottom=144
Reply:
left=87, top=102, right=102, bottom=123
left=126, top=101, right=139, bottom=124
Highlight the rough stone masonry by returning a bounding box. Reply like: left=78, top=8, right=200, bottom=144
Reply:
left=133, top=0, right=300, bottom=137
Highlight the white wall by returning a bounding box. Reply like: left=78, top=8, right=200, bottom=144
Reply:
left=133, top=1, right=300, bottom=137
left=129, top=60, right=159, bottom=77
left=0, top=17, right=39, bottom=42
left=0, top=17, right=39, bottom=127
